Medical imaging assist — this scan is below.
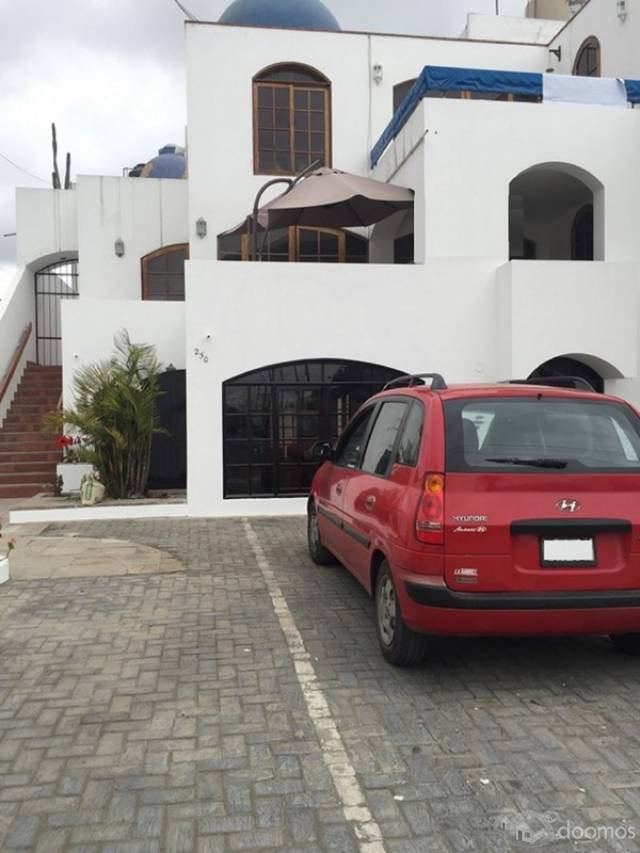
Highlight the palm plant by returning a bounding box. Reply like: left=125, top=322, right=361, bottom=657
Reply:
left=46, top=331, right=165, bottom=499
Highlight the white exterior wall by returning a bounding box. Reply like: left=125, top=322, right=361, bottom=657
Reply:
left=374, top=97, right=640, bottom=262
left=61, top=300, right=185, bottom=407
left=550, top=0, right=638, bottom=77
left=465, top=14, right=564, bottom=44
left=185, top=22, right=548, bottom=261
left=185, top=259, right=501, bottom=516
left=497, top=261, right=639, bottom=379
left=16, top=188, right=78, bottom=268
left=77, top=176, right=189, bottom=301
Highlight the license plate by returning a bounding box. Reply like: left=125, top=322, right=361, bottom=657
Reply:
left=542, top=538, right=595, bottom=566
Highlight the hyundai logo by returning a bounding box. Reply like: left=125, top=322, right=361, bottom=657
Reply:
left=556, top=499, right=581, bottom=513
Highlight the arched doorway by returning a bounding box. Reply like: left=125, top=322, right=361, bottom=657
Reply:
left=34, top=259, right=79, bottom=365
left=509, top=164, right=603, bottom=261
left=223, top=359, right=404, bottom=497
left=528, top=356, right=604, bottom=393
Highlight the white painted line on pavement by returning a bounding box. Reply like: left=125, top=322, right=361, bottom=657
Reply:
left=242, top=518, right=387, bottom=853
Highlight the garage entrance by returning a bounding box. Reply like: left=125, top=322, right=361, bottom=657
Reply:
left=223, top=359, right=404, bottom=498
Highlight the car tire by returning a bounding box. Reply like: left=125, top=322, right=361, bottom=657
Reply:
left=307, top=503, right=335, bottom=566
left=610, top=633, right=640, bottom=655
left=375, top=561, right=428, bottom=666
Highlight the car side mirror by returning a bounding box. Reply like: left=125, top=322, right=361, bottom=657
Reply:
left=311, top=440, right=334, bottom=461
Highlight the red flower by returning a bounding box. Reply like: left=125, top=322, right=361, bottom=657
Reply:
left=56, top=435, right=74, bottom=449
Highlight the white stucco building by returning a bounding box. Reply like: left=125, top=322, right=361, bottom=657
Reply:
left=3, top=0, right=640, bottom=515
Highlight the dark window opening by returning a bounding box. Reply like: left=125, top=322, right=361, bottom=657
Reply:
left=571, top=204, right=594, bottom=261
left=141, top=244, right=189, bottom=301
left=253, top=63, right=331, bottom=175
left=573, top=37, right=601, bottom=78
left=394, top=233, right=414, bottom=264
left=218, top=226, right=368, bottom=263
left=223, top=359, right=405, bottom=498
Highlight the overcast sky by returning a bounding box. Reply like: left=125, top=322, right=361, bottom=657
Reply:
left=0, top=0, right=527, bottom=276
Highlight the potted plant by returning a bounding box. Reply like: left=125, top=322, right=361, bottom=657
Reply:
left=55, top=435, right=95, bottom=494
left=0, top=525, right=16, bottom=585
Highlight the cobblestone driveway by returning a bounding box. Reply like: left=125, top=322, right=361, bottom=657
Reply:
left=1, top=517, right=640, bottom=852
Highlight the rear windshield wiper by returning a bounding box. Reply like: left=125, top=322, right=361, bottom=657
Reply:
left=484, top=457, right=568, bottom=469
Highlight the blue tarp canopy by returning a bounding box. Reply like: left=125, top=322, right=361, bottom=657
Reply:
left=370, top=65, right=640, bottom=168
left=371, top=66, right=543, bottom=168
left=625, top=79, right=640, bottom=104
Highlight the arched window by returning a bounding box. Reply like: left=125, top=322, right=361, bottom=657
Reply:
left=223, top=359, right=404, bottom=497
left=253, top=63, right=331, bottom=175
left=571, top=204, right=594, bottom=261
left=141, top=244, right=189, bottom=301
left=218, top=226, right=367, bottom=263
left=393, top=79, right=417, bottom=113
left=573, top=37, right=601, bottom=77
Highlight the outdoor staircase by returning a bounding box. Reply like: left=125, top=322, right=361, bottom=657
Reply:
left=0, top=363, right=63, bottom=498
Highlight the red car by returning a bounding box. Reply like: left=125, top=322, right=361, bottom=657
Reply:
left=307, top=373, right=640, bottom=666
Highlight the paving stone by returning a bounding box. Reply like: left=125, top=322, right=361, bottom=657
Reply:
left=0, top=516, right=638, bottom=853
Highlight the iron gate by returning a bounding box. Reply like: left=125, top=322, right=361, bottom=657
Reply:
left=34, top=260, right=79, bottom=365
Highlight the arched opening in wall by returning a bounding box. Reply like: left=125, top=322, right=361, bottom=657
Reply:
left=253, top=63, right=331, bottom=176
left=218, top=226, right=368, bottom=263
left=223, top=359, right=405, bottom=498
left=509, top=164, right=602, bottom=261
left=35, top=258, right=79, bottom=366
left=573, top=37, right=601, bottom=77
left=141, top=244, right=189, bottom=301
left=528, top=355, right=605, bottom=393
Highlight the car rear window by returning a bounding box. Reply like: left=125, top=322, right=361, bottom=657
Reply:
left=444, top=397, right=640, bottom=473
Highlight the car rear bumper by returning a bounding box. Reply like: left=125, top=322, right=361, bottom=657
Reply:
left=398, top=571, right=640, bottom=636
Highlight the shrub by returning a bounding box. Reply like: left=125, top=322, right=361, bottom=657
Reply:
left=46, top=331, right=166, bottom=499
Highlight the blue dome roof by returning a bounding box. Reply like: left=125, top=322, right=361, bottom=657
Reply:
left=219, top=0, right=340, bottom=31
left=140, top=145, right=187, bottom=180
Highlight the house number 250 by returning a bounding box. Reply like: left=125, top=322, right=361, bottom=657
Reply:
left=194, top=348, right=209, bottom=364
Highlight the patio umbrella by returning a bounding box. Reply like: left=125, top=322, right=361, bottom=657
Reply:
left=265, top=167, right=414, bottom=230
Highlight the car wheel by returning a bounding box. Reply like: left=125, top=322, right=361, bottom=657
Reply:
left=307, top=504, right=335, bottom=566
left=610, top=633, right=640, bottom=655
left=375, top=561, right=428, bottom=666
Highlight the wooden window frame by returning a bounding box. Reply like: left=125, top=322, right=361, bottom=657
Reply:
left=253, top=64, right=332, bottom=177
left=141, top=243, right=190, bottom=301
left=573, top=37, right=601, bottom=78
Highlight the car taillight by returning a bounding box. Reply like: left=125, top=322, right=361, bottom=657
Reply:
left=415, top=473, right=445, bottom=545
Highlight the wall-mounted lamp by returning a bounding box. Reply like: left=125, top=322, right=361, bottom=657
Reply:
left=372, top=63, right=383, bottom=85
left=196, top=217, right=208, bottom=238
left=617, top=0, right=628, bottom=21
left=114, top=238, right=125, bottom=257
left=549, top=45, right=562, bottom=62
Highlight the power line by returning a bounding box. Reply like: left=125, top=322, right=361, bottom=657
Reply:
left=0, top=152, right=48, bottom=184
left=171, top=0, right=199, bottom=20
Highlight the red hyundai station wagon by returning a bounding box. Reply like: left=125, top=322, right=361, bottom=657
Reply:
left=307, top=373, right=640, bottom=666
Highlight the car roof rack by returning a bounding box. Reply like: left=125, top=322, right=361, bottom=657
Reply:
left=506, top=376, right=597, bottom=393
left=383, top=373, right=448, bottom=392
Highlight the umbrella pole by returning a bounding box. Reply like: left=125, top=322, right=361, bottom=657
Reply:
left=250, top=161, right=321, bottom=260
left=251, top=178, right=294, bottom=261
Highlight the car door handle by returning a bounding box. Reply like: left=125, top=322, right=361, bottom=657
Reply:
left=336, top=484, right=344, bottom=496
left=365, top=496, right=376, bottom=510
